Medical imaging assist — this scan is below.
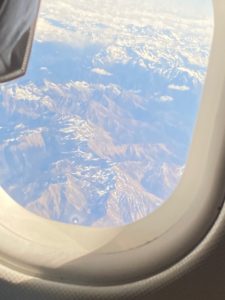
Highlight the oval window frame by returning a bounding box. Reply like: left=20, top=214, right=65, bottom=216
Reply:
left=0, top=0, right=223, bottom=288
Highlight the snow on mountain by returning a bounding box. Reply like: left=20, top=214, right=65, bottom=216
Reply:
left=0, top=75, right=184, bottom=226
left=0, top=0, right=213, bottom=226
left=35, top=0, right=213, bottom=85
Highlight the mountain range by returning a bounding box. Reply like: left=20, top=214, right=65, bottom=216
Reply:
left=0, top=0, right=213, bottom=226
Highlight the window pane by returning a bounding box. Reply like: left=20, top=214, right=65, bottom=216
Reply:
left=0, top=0, right=213, bottom=226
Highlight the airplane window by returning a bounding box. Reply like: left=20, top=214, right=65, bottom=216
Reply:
left=0, top=0, right=213, bottom=227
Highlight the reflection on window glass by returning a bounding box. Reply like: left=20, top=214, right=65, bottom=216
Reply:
left=0, top=0, right=213, bottom=227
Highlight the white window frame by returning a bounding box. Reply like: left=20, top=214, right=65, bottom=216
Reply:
left=0, top=0, right=223, bottom=289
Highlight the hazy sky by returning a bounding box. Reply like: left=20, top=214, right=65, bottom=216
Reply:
left=143, top=0, right=213, bottom=18
left=44, top=0, right=213, bottom=19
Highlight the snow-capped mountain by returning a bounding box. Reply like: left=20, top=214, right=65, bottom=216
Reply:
left=0, top=0, right=213, bottom=226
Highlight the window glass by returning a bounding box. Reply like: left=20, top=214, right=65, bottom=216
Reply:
left=0, top=0, right=213, bottom=226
